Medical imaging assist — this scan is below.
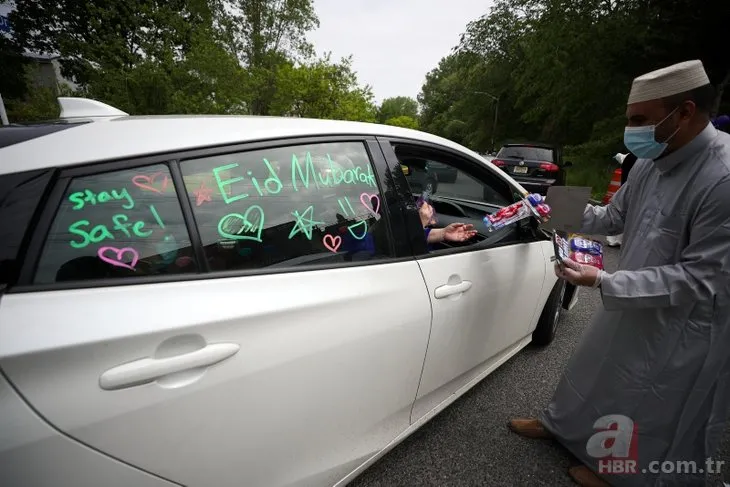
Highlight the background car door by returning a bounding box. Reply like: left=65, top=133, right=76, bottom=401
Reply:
left=0, top=139, right=432, bottom=487
left=380, top=140, right=548, bottom=421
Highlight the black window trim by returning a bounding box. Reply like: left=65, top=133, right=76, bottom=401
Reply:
left=376, top=136, right=541, bottom=261
left=0, top=168, right=58, bottom=292
left=10, top=134, right=412, bottom=294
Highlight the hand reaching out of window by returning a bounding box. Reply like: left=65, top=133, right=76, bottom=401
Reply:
left=419, top=202, right=477, bottom=244
left=440, top=223, right=478, bottom=242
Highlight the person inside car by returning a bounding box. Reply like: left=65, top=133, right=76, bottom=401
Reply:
left=418, top=201, right=477, bottom=246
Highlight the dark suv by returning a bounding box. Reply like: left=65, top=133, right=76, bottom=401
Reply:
left=491, top=143, right=572, bottom=195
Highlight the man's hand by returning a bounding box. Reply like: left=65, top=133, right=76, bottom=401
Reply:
left=554, top=258, right=600, bottom=287
left=443, top=223, right=478, bottom=242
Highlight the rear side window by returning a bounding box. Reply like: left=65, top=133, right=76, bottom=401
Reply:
left=497, top=146, right=554, bottom=162
left=33, top=164, right=198, bottom=284
left=0, top=170, right=54, bottom=288
left=179, top=141, right=392, bottom=271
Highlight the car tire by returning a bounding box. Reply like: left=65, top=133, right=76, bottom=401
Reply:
left=531, top=279, right=566, bottom=347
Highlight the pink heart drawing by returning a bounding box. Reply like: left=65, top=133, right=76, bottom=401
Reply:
left=97, top=246, right=139, bottom=271
left=132, top=172, right=169, bottom=194
left=360, top=193, right=380, bottom=216
left=323, top=234, right=342, bottom=253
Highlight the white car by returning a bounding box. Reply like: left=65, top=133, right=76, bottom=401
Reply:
left=0, top=98, right=575, bottom=487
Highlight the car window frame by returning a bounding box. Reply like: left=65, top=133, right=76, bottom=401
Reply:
left=11, top=135, right=412, bottom=293
left=377, top=136, right=543, bottom=260
left=0, top=168, right=57, bottom=292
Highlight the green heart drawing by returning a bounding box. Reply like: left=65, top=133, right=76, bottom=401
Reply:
left=347, top=220, right=368, bottom=240
left=218, top=205, right=265, bottom=242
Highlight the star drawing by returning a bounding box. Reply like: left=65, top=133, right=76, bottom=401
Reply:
left=194, top=182, right=213, bottom=206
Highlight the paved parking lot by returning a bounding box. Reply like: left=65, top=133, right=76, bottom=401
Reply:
left=350, top=243, right=730, bottom=486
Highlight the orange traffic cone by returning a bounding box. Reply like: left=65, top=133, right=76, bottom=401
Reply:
left=602, top=168, right=622, bottom=204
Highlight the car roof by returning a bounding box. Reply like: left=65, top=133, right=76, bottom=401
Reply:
left=0, top=122, right=88, bottom=149
left=0, top=98, right=492, bottom=177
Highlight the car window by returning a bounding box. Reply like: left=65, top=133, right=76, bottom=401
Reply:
left=497, top=146, right=554, bottom=162
left=400, top=154, right=512, bottom=208
left=33, top=164, right=198, bottom=284
left=179, top=141, right=392, bottom=272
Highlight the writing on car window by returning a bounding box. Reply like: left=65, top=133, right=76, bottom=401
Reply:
left=180, top=141, right=392, bottom=271
left=34, top=165, right=197, bottom=284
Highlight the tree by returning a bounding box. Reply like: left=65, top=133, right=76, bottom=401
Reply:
left=225, top=0, right=318, bottom=114
left=9, top=0, right=219, bottom=86
left=269, top=54, right=377, bottom=122
left=0, top=36, right=30, bottom=102
left=384, top=115, right=418, bottom=129
left=419, top=0, right=730, bottom=194
left=7, top=0, right=379, bottom=123
left=378, top=96, right=418, bottom=123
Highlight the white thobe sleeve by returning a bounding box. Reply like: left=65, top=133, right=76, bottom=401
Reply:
left=599, top=177, right=730, bottom=310
left=580, top=182, right=629, bottom=236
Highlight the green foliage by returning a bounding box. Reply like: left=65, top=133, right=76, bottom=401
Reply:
left=0, top=36, right=30, bottom=101
left=4, top=66, right=76, bottom=123
left=419, top=0, right=730, bottom=196
left=6, top=0, right=375, bottom=123
left=384, top=115, right=419, bottom=129
left=269, top=54, right=377, bottom=121
left=378, top=96, right=418, bottom=123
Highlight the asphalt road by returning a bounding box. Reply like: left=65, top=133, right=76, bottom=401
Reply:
left=349, top=241, right=730, bottom=487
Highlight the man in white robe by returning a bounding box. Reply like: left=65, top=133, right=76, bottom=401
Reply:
left=508, top=60, right=730, bottom=487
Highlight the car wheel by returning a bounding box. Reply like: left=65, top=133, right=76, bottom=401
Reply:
left=531, top=279, right=566, bottom=347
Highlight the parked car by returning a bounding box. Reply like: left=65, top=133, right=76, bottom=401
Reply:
left=490, top=143, right=573, bottom=195
left=427, top=160, right=458, bottom=183
left=0, top=97, right=578, bottom=487
left=400, top=157, right=440, bottom=194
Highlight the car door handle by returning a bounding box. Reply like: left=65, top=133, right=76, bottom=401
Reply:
left=434, top=280, right=472, bottom=299
left=100, top=343, right=240, bottom=391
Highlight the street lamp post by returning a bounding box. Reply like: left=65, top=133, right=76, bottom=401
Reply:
left=473, top=91, right=499, bottom=152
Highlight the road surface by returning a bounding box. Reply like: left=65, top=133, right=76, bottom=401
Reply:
left=350, top=242, right=730, bottom=486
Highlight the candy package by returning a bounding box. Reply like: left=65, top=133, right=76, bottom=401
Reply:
left=416, top=187, right=433, bottom=208
left=416, top=188, right=437, bottom=225
left=483, top=193, right=552, bottom=232
left=569, top=234, right=603, bottom=255
left=551, top=232, right=604, bottom=269
left=553, top=232, right=571, bottom=262
left=570, top=250, right=604, bottom=269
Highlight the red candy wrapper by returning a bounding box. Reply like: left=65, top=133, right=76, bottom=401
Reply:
left=483, top=194, right=552, bottom=232
left=570, top=251, right=604, bottom=269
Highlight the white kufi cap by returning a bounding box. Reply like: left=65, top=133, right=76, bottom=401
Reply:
left=627, top=60, right=710, bottom=105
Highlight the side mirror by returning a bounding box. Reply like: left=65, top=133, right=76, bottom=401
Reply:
left=563, top=161, right=574, bottom=168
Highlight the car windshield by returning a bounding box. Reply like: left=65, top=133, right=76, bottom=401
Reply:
left=497, top=146, right=554, bottom=162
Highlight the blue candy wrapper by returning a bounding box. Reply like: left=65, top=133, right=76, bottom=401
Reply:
left=417, top=188, right=437, bottom=225
left=569, top=236, right=603, bottom=255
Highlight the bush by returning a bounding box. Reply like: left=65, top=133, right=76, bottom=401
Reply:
left=563, top=113, right=627, bottom=198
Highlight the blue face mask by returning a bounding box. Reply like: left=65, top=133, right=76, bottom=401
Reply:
left=624, top=108, right=680, bottom=160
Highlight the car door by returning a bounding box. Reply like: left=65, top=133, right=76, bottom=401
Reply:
left=0, top=137, right=432, bottom=487
left=379, top=139, right=549, bottom=421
